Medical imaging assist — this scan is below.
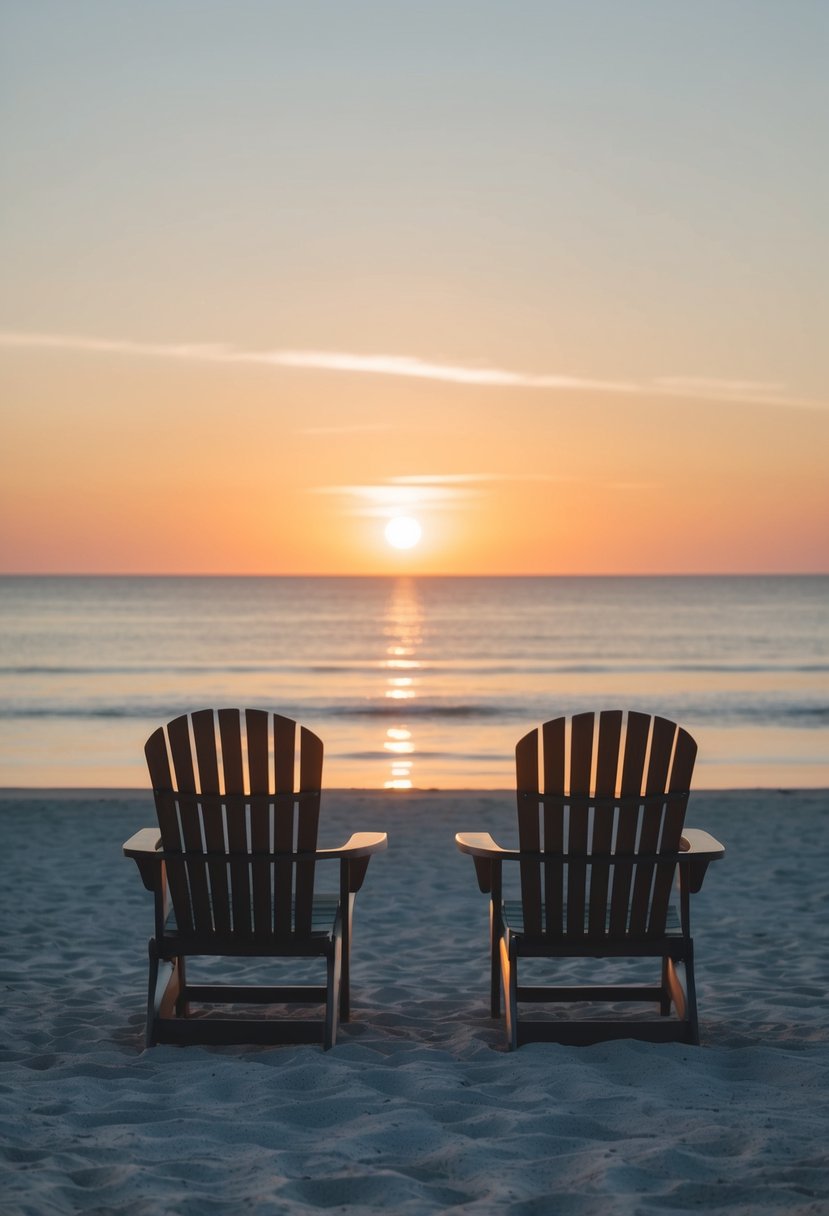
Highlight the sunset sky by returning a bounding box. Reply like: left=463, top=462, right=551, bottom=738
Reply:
left=2, top=1, right=827, bottom=575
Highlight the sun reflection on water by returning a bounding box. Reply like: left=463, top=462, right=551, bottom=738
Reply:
left=381, top=578, right=423, bottom=789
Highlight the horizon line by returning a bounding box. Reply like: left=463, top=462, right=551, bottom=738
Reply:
left=1, top=571, right=826, bottom=580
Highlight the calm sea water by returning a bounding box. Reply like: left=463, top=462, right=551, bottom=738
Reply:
left=0, top=575, right=826, bottom=789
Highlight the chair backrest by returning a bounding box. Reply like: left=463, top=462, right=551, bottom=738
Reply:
left=145, top=708, right=324, bottom=940
left=515, top=710, right=697, bottom=940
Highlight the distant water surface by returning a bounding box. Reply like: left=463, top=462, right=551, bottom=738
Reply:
left=0, top=575, right=826, bottom=789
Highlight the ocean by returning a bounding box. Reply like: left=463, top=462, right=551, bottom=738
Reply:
left=0, top=575, right=826, bottom=790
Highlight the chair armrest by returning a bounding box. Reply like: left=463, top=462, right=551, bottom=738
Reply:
left=456, top=832, right=519, bottom=894
left=123, top=828, right=162, bottom=855
left=123, top=828, right=163, bottom=891
left=319, top=831, right=388, bottom=859
left=680, top=828, right=725, bottom=858
left=455, top=831, right=519, bottom=859
left=319, top=831, right=388, bottom=893
left=679, top=827, right=725, bottom=894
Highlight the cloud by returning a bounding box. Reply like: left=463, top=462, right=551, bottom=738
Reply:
left=261, top=350, right=639, bottom=394
left=311, top=471, right=659, bottom=514
left=311, top=481, right=477, bottom=516
left=0, top=330, right=824, bottom=411
left=388, top=473, right=578, bottom=485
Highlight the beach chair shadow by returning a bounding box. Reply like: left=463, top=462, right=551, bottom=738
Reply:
left=456, top=711, right=724, bottom=1048
left=124, top=708, right=387, bottom=1049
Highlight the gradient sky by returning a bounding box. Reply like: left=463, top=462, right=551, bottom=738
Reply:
left=2, top=0, right=827, bottom=574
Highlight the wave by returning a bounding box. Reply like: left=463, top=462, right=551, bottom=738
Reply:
left=0, top=702, right=516, bottom=721
left=3, top=661, right=829, bottom=677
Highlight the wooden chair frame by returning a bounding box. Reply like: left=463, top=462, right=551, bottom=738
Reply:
left=124, top=709, right=387, bottom=1049
left=456, top=711, right=724, bottom=1048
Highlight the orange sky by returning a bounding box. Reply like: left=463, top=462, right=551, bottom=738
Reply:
left=2, top=4, right=827, bottom=574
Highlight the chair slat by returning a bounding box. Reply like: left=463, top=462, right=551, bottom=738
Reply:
left=145, top=727, right=173, bottom=791
left=620, top=711, right=650, bottom=796
left=627, top=802, right=661, bottom=933
left=669, top=727, right=697, bottom=793
left=608, top=711, right=652, bottom=934
left=218, top=709, right=245, bottom=794
left=516, top=728, right=539, bottom=796
left=225, top=791, right=251, bottom=936
left=216, top=710, right=251, bottom=932
left=146, top=730, right=194, bottom=929
left=589, top=711, right=622, bottom=936
left=167, top=715, right=197, bottom=793
left=648, top=792, right=688, bottom=935
left=295, top=727, right=323, bottom=936
left=246, top=709, right=270, bottom=794
left=645, top=716, right=677, bottom=796
left=566, top=794, right=590, bottom=939
left=274, top=714, right=297, bottom=794
left=272, top=716, right=297, bottom=936
left=156, top=789, right=194, bottom=933
left=541, top=717, right=565, bottom=795
left=299, top=724, right=323, bottom=794
left=249, top=789, right=273, bottom=938
left=569, top=712, right=594, bottom=795
left=192, top=709, right=220, bottom=793
left=166, top=715, right=213, bottom=932
left=266, top=719, right=295, bottom=938
left=516, top=729, right=542, bottom=936
left=541, top=719, right=565, bottom=936
left=630, top=718, right=678, bottom=935
left=191, top=710, right=231, bottom=935
left=566, top=715, right=593, bottom=937
left=649, top=728, right=698, bottom=934
left=179, top=799, right=213, bottom=934
left=594, top=710, right=622, bottom=796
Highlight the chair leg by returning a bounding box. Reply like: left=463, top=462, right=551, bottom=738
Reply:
left=146, top=941, right=160, bottom=1047
left=660, top=956, right=672, bottom=1016
left=662, top=949, right=701, bottom=1032
left=490, top=898, right=501, bottom=1018
left=175, top=955, right=190, bottom=1017
left=500, top=934, right=518, bottom=1051
left=146, top=941, right=186, bottom=1047
left=340, top=894, right=354, bottom=1023
left=324, top=936, right=342, bottom=1050
left=664, top=952, right=700, bottom=1044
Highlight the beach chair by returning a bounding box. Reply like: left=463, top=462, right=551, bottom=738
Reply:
left=456, top=711, right=724, bottom=1047
left=123, top=709, right=387, bottom=1049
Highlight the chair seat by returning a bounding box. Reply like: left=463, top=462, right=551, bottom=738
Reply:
left=502, top=900, right=683, bottom=939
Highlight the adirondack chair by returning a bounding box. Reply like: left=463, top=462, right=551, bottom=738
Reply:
left=456, top=711, right=724, bottom=1047
left=123, top=709, right=387, bottom=1049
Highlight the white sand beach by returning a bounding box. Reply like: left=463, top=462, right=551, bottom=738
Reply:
left=1, top=788, right=828, bottom=1215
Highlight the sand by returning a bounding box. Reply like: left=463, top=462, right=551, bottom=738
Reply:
left=1, top=788, right=828, bottom=1215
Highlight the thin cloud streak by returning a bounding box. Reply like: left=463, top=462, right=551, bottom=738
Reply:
left=266, top=350, right=638, bottom=393
left=0, top=330, right=824, bottom=411
left=312, top=472, right=659, bottom=515
left=311, top=483, right=477, bottom=516
left=389, top=473, right=579, bottom=485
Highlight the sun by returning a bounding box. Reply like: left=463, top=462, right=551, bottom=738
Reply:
left=384, top=516, right=422, bottom=550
